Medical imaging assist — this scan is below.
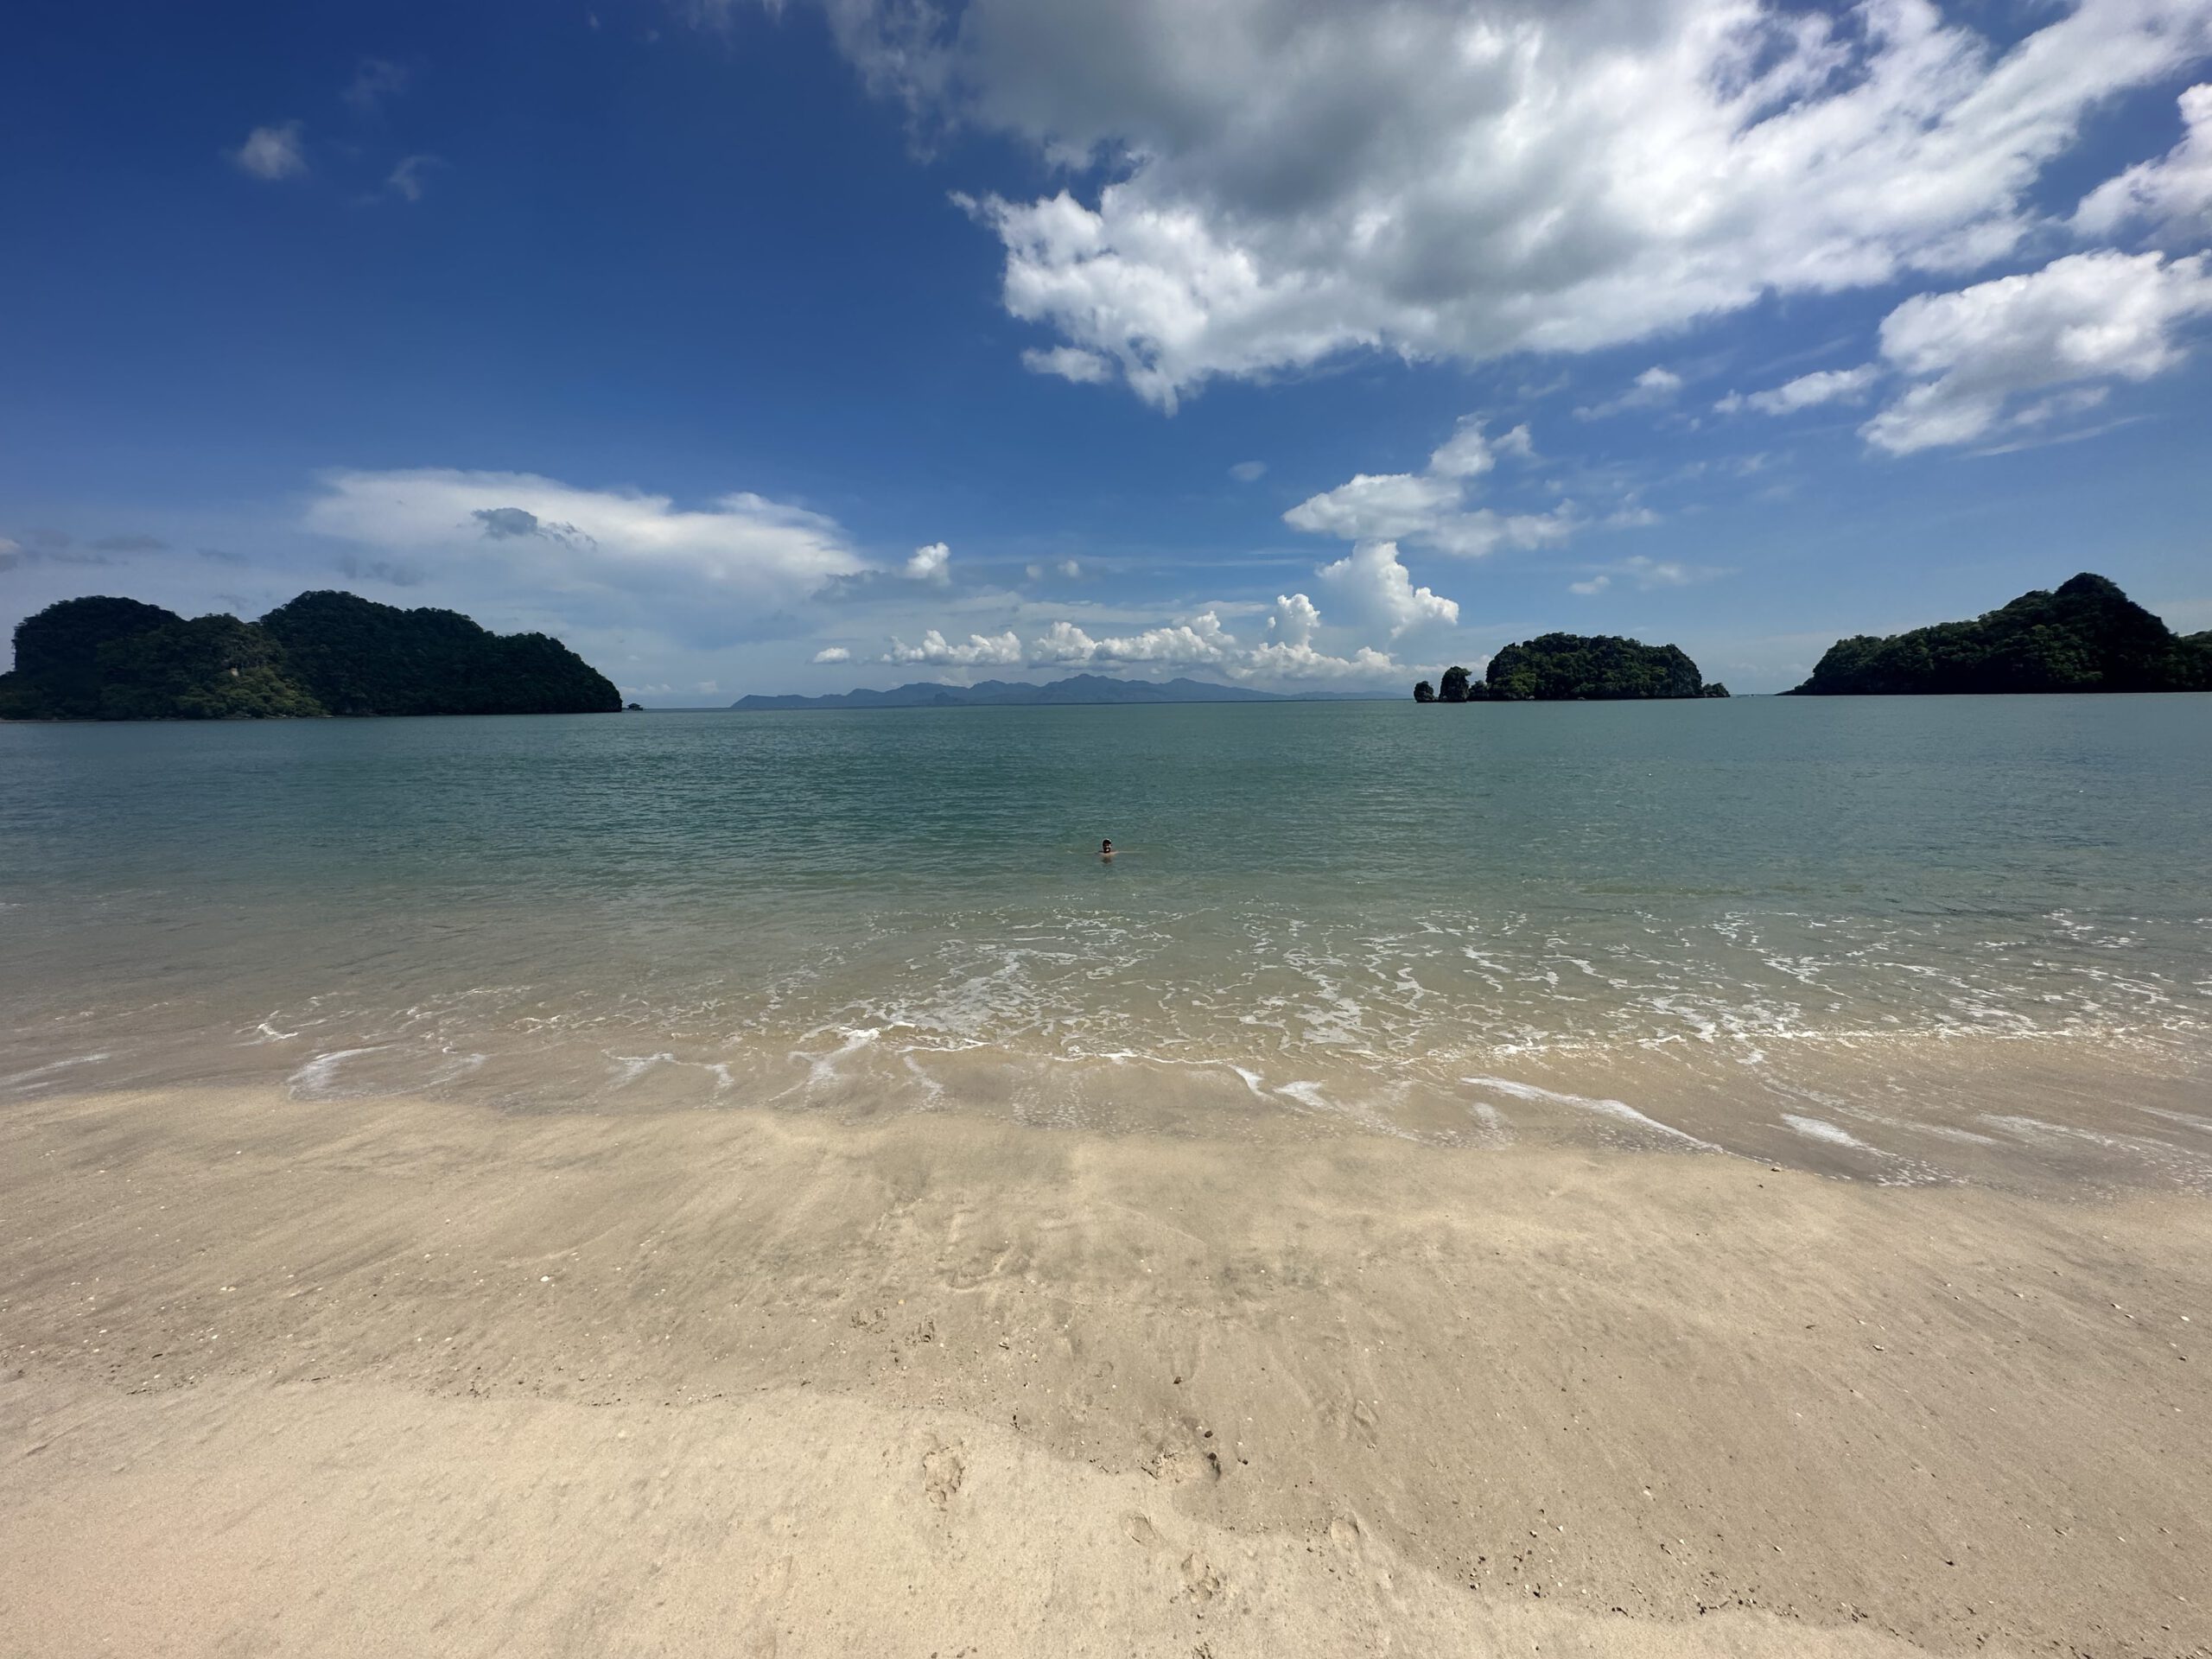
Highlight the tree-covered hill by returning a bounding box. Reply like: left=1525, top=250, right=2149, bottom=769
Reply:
left=1787, top=574, right=2212, bottom=696
left=0, top=590, right=620, bottom=720
left=1414, top=634, right=1728, bottom=702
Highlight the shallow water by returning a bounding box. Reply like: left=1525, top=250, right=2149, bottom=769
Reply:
left=3, top=696, right=2207, bottom=1187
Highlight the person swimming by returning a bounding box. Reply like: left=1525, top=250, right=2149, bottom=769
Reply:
left=1100, top=839, right=1115, bottom=860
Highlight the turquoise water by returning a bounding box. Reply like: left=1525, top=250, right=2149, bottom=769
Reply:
left=3, top=698, right=2209, bottom=1185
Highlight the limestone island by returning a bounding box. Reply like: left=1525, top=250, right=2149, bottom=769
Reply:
left=1786, top=572, right=2212, bottom=695
left=1415, top=634, right=1728, bottom=702
left=0, top=589, right=621, bottom=720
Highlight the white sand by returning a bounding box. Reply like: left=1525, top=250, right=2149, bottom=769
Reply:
left=3, top=1087, right=2207, bottom=1656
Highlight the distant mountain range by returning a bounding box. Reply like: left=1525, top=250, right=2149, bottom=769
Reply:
left=730, top=673, right=1371, bottom=710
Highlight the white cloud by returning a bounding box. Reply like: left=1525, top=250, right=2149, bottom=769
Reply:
left=886, top=628, right=1024, bottom=666
left=884, top=596, right=1406, bottom=682
left=1567, top=556, right=1719, bottom=594
left=1267, top=592, right=1321, bottom=648
left=1020, top=345, right=1114, bottom=384
left=385, top=155, right=442, bottom=203
left=1575, top=366, right=1684, bottom=421
left=232, top=123, right=308, bottom=181
left=1726, top=363, right=1880, bottom=416
left=906, top=540, right=952, bottom=583
left=304, top=468, right=866, bottom=615
left=1861, top=250, right=2212, bottom=454
left=1283, top=416, right=1580, bottom=557
left=1030, top=612, right=1240, bottom=665
left=344, top=59, right=412, bottom=114
left=2074, top=84, right=2212, bottom=243
left=1314, top=540, right=1459, bottom=637
left=1491, top=423, right=1535, bottom=460
left=1229, top=460, right=1268, bottom=482
left=811, top=645, right=853, bottom=663
left=800, top=0, right=2212, bottom=407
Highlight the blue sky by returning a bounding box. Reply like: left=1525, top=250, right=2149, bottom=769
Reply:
left=4, top=0, right=2211, bottom=698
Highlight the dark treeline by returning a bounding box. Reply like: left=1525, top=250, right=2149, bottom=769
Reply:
left=0, top=590, right=620, bottom=721
left=1786, top=574, right=2211, bottom=696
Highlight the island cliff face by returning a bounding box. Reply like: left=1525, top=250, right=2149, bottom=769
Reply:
left=1788, top=574, right=2212, bottom=696
left=1414, top=634, right=1728, bottom=702
left=0, top=590, right=620, bottom=720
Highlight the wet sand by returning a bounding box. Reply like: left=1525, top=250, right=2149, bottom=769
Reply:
left=3, top=1086, right=2208, bottom=1656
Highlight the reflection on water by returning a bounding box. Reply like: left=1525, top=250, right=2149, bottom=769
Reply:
left=3, top=696, right=2206, bottom=1190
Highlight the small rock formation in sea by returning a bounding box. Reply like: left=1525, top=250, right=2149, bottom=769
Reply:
left=1786, top=573, right=2212, bottom=696
left=1417, top=637, right=1727, bottom=702
left=0, top=589, right=621, bottom=720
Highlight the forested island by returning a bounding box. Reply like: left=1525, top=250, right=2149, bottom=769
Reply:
left=1788, top=574, right=2211, bottom=695
left=1415, top=634, right=1728, bottom=702
left=0, top=590, right=620, bottom=720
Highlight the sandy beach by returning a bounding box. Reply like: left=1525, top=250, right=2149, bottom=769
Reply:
left=3, top=1086, right=2207, bottom=1657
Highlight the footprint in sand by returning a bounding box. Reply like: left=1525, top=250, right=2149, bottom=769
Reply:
left=1145, top=1446, right=1221, bottom=1486
left=1122, top=1513, right=1160, bottom=1548
left=1180, top=1551, right=1224, bottom=1604
left=922, top=1440, right=966, bottom=1508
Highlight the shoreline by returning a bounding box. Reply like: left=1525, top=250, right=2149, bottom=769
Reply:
left=3, top=1086, right=2208, bottom=1656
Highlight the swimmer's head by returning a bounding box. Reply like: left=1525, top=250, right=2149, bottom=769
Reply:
left=1101, top=839, right=1113, bottom=854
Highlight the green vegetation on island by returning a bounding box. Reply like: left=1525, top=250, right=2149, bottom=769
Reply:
left=1414, top=634, right=1728, bottom=702
left=1787, top=573, right=2212, bottom=696
left=0, top=590, right=620, bottom=721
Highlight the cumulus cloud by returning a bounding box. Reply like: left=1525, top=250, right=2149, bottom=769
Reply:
left=2074, top=85, right=2212, bottom=244
left=1283, top=416, right=1575, bottom=557
left=1575, top=367, right=1684, bottom=421
left=783, top=0, right=2212, bottom=407
left=307, top=468, right=867, bottom=617
left=1569, top=575, right=1611, bottom=595
left=874, top=593, right=1407, bottom=682
left=1229, top=460, right=1268, bottom=482
left=232, top=123, right=308, bottom=181
left=1722, top=363, right=1881, bottom=416
left=1861, top=250, right=2212, bottom=454
left=886, top=628, right=1023, bottom=665
left=1027, top=608, right=1394, bottom=679
left=811, top=645, right=852, bottom=663
left=1314, top=540, right=1458, bottom=637
left=905, top=541, right=951, bottom=583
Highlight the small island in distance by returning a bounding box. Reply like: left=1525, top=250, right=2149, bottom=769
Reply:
left=1416, top=634, right=1729, bottom=702
left=0, top=590, right=621, bottom=720
left=1787, top=573, right=2211, bottom=695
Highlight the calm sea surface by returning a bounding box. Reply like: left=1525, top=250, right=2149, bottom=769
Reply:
left=3, top=698, right=2208, bottom=1188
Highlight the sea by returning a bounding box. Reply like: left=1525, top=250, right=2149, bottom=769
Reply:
left=3, top=696, right=2208, bottom=1191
